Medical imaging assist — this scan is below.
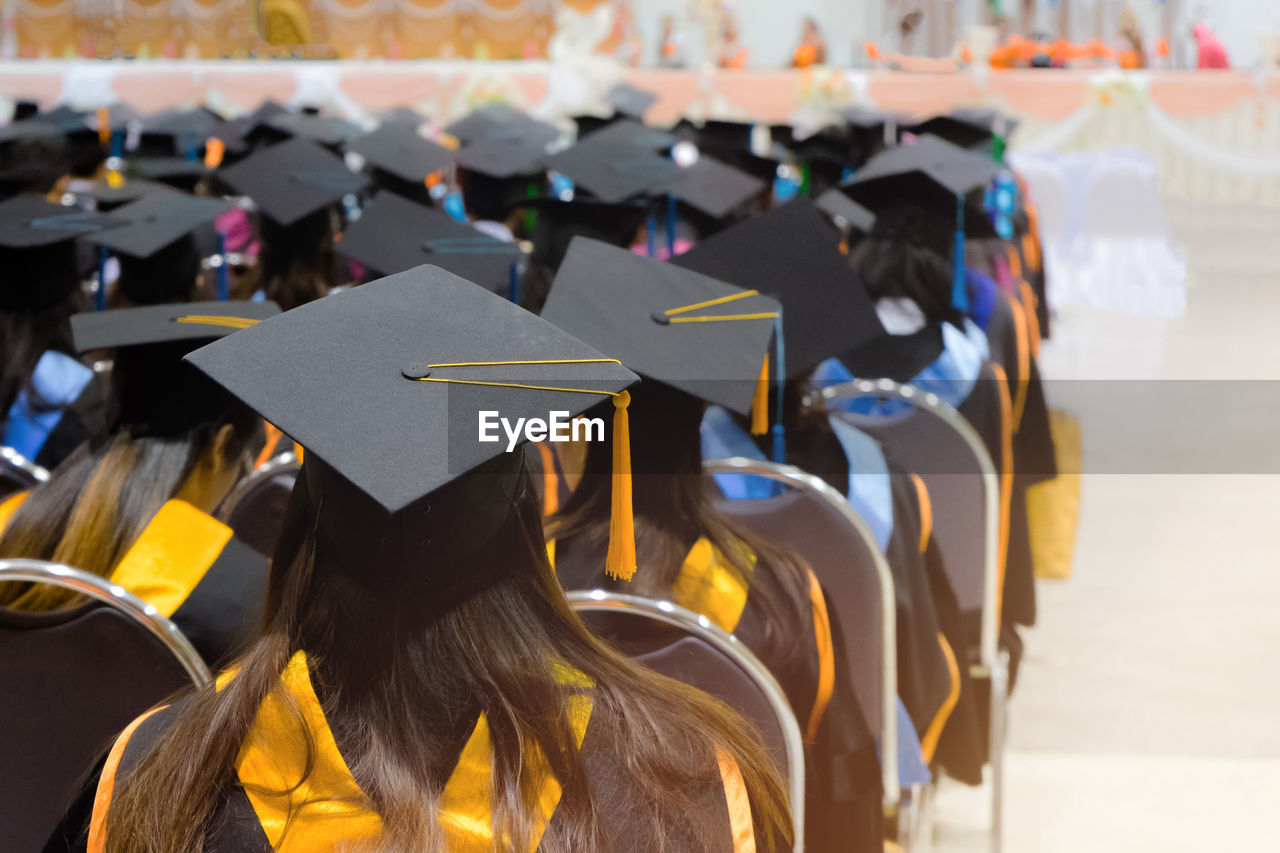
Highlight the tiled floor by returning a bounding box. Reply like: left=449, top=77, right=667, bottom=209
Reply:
left=932, top=201, right=1280, bottom=851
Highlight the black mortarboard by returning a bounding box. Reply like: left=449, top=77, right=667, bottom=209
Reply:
left=128, top=156, right=209, bottom=188
left=568, top=118, right=675, bottom=153
left=604, top=82, right=658, bottom=119
left=184, top=266, right=639, bottom=577
left=0, top=195, right=115, bottom=310
left=453, top=138, right=548, bottom=180
left=840, top=106, right=900, bottom=131
left=78, top=179, right=172, bottom=211
left=445, top=103, right=560, bottom=149
left=380, top=106, right=428, bottom=128
left=571, top=114, right=616, bottom=140
left=665, top=156, right=765, bottom=221
left=85, top=192, right=230, bottom=259
left=138, top=107, right=220, bottom=156
left=688, top=119, right=756, bottom=155
left=336, top=191, right=522, bottom=291
left=909, top=109, right=1020, bottom=151
left=840, top=134, right=999, bottom=240
left=72, top=300, right=281, bottom=437
left=0, top=119, right=61, bottom=144
left=265, top=112, right=363, bottom=147
left=815, top=188, right=876, bottom=234
left=544, top=125, right=676, bottom=204
left=673, top=198, right=885, bottom=378
left=0, top=194, right=117, bottom=249
left=513, top=196, right=648, bottom=268
left=841, top=135, right=999, bottom=312
left=71, top=299, right=279, bottom=352
left=217, top=137, right=370, bottom=226
left=348, top=124, right=453, bottom=184
left=542, top=237, right=778, bottom=417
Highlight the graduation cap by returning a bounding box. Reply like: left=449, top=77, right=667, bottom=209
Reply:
left=128, top=156, right=210, bottom=190
left=571, top=119, right=676, bottom=153
left=840, top=135, right=1000, bottom=311
left=86, top=192, right=231, bottom=305
left=445, top=103, right=560, bottom=149
left=665, top=156, right=765, bottom=221
left=544, top=126, right=677, bottom=204
left=543, top=237, right=779, bottom=423
left=815, top=188, right=875, bottom=234
left=604, top=83, right=658, bottom=119
left=71, top=300, right=281, bottom=438
left=380, top=106, right=428, bottom=128
left=347, top=124, right=455, bottom=198
left=217, top=137, right=370, bottom=226
left=138, top=107, right=221, bottom=156
left=0, top=195, right=117, bottom=309
left=75, top=179, right=172, bottom=212
left=453, top=138, right=548, bottom=180
left=85, top=191, right=230, bottom=259
left=673, top=198, right=886, bottom=380
left=336, top=191, right=522, bottom=291
left=263, top=112, right=363, bottom=148
left=909, top=108, right=1020, bottom=153
left=184, top=265, right=640, bottom=580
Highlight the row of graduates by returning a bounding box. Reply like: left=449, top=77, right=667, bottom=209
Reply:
left=0, top=91, right=1057, bottom=851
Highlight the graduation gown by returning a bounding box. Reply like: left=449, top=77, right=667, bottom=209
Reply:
left=82, top=653, right=761, bottom=853
left=555, top=534, right=832, bottom=739
left=0, top=495, right=267, bottom=667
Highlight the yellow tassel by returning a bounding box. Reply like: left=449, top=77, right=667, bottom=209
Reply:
left=605, top=390, right=635, bottom=581
left=750, top=354, right=770, bottom=436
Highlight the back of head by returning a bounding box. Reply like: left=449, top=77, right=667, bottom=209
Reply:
left=250, top=209, right=337, bottom=310
left=115, top=237, right=202, bottom=306
left=0, top=240, right=84, bottom=415
left=852, top=205, right=963, bottom=327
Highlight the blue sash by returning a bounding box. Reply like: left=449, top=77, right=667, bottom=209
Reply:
left=3, top=351, right=93, bottom=459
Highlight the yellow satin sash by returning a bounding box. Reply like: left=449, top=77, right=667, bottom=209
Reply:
left=109, top=500, right=232, bottom=618
left=0, top=491, right=28, bottom=532
left=235, top=652, right=594, bottom=852
left=671, top=537, right=752, bottom=633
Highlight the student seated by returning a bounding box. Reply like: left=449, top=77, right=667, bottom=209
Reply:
left=0, top=301, right=279, bottom=666
left=71, top=267, right=791, bottom=853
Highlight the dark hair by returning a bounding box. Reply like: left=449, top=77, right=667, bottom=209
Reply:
left=114, top=237, right=202, bottom=307
left=0, top=402, right=260, bottom=610
left=236, top=209, right=338, bottom=310
left=850, top=233, right=964, bottom=327
left=102, top=462, right=792, bottom=851
left=549, top=381, right=815, bottom=676
left=0, top=242, right=85, bottom=417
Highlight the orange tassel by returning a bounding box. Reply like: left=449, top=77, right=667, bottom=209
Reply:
left=605, top=391, right=635, bottom=581
left=204, top=137, right=226, bottom=169
left=97, top=108, right=110, bottom=145
left=750, top=354, right=770, bottom=436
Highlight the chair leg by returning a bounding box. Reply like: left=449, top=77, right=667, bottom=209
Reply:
left=988, top=648, right=1011, bottom=853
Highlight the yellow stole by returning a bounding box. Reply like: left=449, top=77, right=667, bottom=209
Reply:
left=233, top=652, right=595, bottom=852
left=0, top=491, right=27, bottom=531
left=671, top=537, right=752, bottom=633
left=109, top=500, right=232, bottom=618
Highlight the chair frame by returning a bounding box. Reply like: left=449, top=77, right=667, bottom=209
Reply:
left=1, top=446, right=51, bottom=485
left=702, top=456, right=901, bottom=813
left=808, top=377, right=1009, bottom=853
left=0, top=559, right=212, bottom=689
left=567, top=589, right=806, bottom=853
left=216, top=453, right=301, bottom=525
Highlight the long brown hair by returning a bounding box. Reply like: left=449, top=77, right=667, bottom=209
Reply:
left=103, top=464, right=792, bottom=851
left=549, top=382, right=815, bottom=675
left=0, top=241, right=85, bottom=417
left=235, top=209, right=339, bottom=311
left=0, top=407, right=259, bottom=611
